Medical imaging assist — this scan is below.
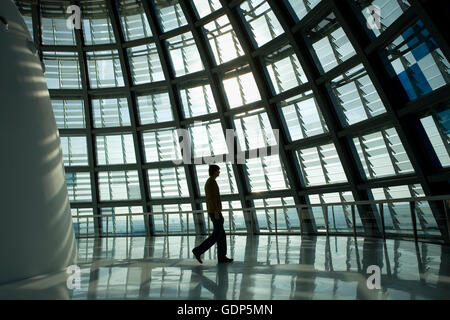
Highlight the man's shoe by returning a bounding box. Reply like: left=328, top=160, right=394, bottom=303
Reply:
left=192, top=249, right=203, bottom=264
left=218, top=257, right=233, bottom=263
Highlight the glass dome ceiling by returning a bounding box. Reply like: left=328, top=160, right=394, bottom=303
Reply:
left=12, top=0, right=450, bottom=238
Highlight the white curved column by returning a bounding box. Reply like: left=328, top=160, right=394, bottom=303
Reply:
left=0, top=0, right=76, bottom=284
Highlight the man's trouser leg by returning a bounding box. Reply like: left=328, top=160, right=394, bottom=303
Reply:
left=195, top=213, right=224, bottom=255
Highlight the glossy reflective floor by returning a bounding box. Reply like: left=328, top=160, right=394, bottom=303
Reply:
left=1, top=235, right=450, bottom=300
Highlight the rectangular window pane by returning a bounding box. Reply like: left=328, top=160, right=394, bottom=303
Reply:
left=353, top=128, right=414, bottom=179
left=128, top=44, right=165, bottom=85
left=98, top=171, right=141, bottom=201
left=265, top=45, right=308, bottom=94
left=239, top=0, right=284, bottom=47
left=71, top=208, right=95, bottom=237
left=81, top=0, right=115, bottom=45
left=87, top=50, right=124, bottom=88
left=92, top=97, right=131, bottom=128
left=420, top=108, right=450, bottom=168
left=222, top=66, right=261, bottom=108
left=286, top=0, right=322, bottom=22
left=192, top=0, right=222, bottom=18
left=167, top=32, right=204, bottom=77
left=280, top=91, right=328, bottom=141
left=142, top=128, right=182, bottom=163
left=61, top=136, right=88, bottom=166
left=371, top=184, right=439, bottom=237
left=153, top=0, right=187, bottom=33
left=147, top=167, right=190, bottom=199
left=43, top=52, right=81, bottom=89
left=51, top=99, right=85, bottom=128
left=66, top=172, right=92, bottom=202
left=118, top=0, right=152, bottom=41
left=296, top=142, right=348, bottom=186
left=40, top=0, right=76, bottom=45
left=137, top=91, right=174, bottom=124
left=328, top=64, right=386, bottom=126
left=354, top=0, right=410, bottom=38
left=306, top=12, right=357, bottom=73
left=96, top=134, right=136, bottom=165
left=188, top=120, right=228, bottom=159
left=179, top=80, right=217, bottom=118
left=246, top=155, right=290, bottom=192
left=204, top=15, right=244, bottom=65
left=234, top=109, right=278, bottom=151
left=382, top=20, right=450, bottom=101
left=152, top=204, right=194, bottom=234
left=101, top=206, right=146, bottom=236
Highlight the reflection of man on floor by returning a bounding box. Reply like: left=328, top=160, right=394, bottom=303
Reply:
left=192, top=165, right=233, bottom=264
left=189, top=264, right=229, bottom=300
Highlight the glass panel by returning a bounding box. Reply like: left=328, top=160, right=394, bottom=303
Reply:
left=66, top=172, right=92, bottom=202
left=254, top=197, right=299, bottom=233
left=353, top=127, right=414, bottom=179
left=128, top=44, right=165, bottom=85
left=420, top=107, right=450, bottom=168
left=296, top=142, right=348, bottom=186
left=188, top=120, right=228, bottom=159
left=43, top=52, right=81, bottom=89
left=195, top=163, right=238, bottom=195
left=92, top=97, right=131, bottom=128
left=265, top=45, right=308, bottom=95
left=354, top=0, right=410, bottom=37
left=152, top=204, right=194, bottom=235
left=222, top=66, right=261, bottom=108
left=245, top=155, right=290, bottom=192
left=192, top=0, right=222, bottom=18
left=87, top=50, right=124, bottom=88
left=98, top=171, right=141, bottom=201
left=382, top=20, right=450, bottom=101
left=137, top=91, right=174, bottom=124
left=71, top=208, right=95, bottom=237
left=81, top=0, right=115, bottom=45
left=167, top=32, right=204, bottom=77
left=234, top=109, right=278, bottom=151
left=286, top=0, right=322, bottom=22
left=147, top=167, right=190, bottom=199
left=204, top=15, right=244, bottom=65
left=179, top=80, right=217, bottom=118
left=328, top=64, right=386, bottom=126
left=118, top=0, right=152, bottom=41
left=101, top=206, right=145, bottom=236
left=142, top=128, right=182, bottom=163
left=51, top=99, right=85, bottom=128
left=280, top=91, right=328, bottom=141
left=239, top=0, right=284, bottom=47
left=371, top=184, right=439, bottom=237
left=96, top=134, right=136, bottom=165
left=153, top=0, right=187, bottom=33
left=306, top=12, right=357, bottom=73
left=40, top=0, right=76, bottom=45
left=309, top=192, right=363, bottom=233
left=61, top=136, right=89, bottom=166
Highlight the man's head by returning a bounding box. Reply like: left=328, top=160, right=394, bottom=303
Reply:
left=208, top=165, right=220, bottom=178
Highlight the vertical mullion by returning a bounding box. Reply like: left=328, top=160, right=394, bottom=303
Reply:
left=141, top=0, right=206, bottom=235
left=179, top=0, right=259, bottom=234
left=106, top=0, right=153, bottom=236
left=219, top=0, right=317, bottom=234
left=70, top=0, right=101, bottom=237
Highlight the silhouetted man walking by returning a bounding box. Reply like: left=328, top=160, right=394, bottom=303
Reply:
left=192, top=165, right=233, bottom=264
